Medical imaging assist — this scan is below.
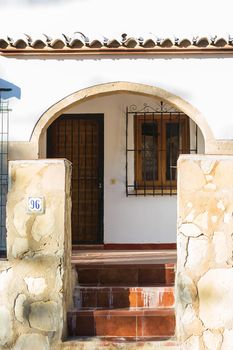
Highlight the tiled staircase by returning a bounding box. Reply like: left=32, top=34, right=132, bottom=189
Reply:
left=67, top=250, right=177, bottom=346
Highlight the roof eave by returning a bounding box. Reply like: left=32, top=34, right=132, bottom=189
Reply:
left=1, top=46, right=233, bottom=56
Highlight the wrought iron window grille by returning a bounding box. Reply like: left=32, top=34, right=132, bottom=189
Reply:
left=0, top=88, right=11, bottom=253
left=126, top=102, right=198, bottom=196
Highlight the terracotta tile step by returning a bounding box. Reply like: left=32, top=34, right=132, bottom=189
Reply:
left=73, top=286, right=175, bottom=309
left=61, top=337, right=180, bottom=349
left=73, top=263, right=176, bottom=268
left=75, top=264, right=175, bottom=286
left=71, top=249, right=177, bottom=266
left=67, top=308, right=175, bottom=338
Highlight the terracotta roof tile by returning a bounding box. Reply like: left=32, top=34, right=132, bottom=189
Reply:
left=215, top=38, right=228, bottom=47
left=31, top=39, right=46, bottom=49
left=179, top=39, right=192, bottom=48
left=196, top=37, right=209, bottom=47
left=1, top=34, right=233, bottom=54
left=143, top=39, right=156, bottom=48
left=161, top=38, right=173, bottom=47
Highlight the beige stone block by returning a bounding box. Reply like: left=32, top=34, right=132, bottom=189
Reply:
left=13, top=200, right=31, bottom=237
left=14, top=294, right=27, bottom=323
left=0, top=268, right=13, bottom=291
left=31, top=207, right=55, bottom=242
left=213, top=232, right=229, bottom=265
left=203, top=330, right=222, bottom=350
left=55, top=266, right=63, bottom=291
left=222, top=329, right=233, bottom=350
left=24, top=277, right=47, bottom=295
left=29, top=300, right=58, bottom=331
left=193, top=211, right=208, bottom=231
left=211, top=215, right=218, bottom=223
left=7, top=160, right=72, bottom=345
left=190, top=193, right=220, bottom=226
left=205, top=175, right=214, bottom=182
left=204, top=183, right=217, bottom=190
left=176, top=273, right=197, bottom=305
left=179, top=223, right=202, bottom=237
left=184, top=209, right=195, bottom=222
left=186, top=202, right=193, bottom=209
left=200, top=159, right=216, bottom=174
left=214, top=161, right=233, bottom=189
left=24, top=175, right=43, bottom=195
left=198, top=268, right=233, bottom=328
left=177, top=234, right=188, bottom=269
left=217, top=200, right=225, bottom=211
left=182, top=335, right=203, bottom=350
left=178, top=160, right=206, bottom=193
left=186, top=237, right=210, bottom=278
left=13, top=334, right=50, bottom=350
left=177, top=216, right=183, bottom=228
left=0, top=305, right=13, bottom=346
left=224, top=212, right=231, bottom=224
left=177, top=156, right=233, bottom=347
left=12, top=238, right=29, bottom=258
left=13, top=164, right=44, bottom=191
left=42, top=164, right=65, bottom=191
left=181, top=305, right=203, bottom=337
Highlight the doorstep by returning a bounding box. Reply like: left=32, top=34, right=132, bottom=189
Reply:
left=60, top=337, right=180, bottom=350
left=72, top=249, right=177, bottom=265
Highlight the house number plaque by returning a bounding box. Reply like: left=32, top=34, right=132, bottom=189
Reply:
left=27, top=197, right=44, bottom=214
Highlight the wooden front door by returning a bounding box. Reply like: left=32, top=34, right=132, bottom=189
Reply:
left=47, top=114, right=104, bottom=244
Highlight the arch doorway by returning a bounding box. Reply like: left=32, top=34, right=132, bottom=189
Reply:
left=43, top=86, right=208, bottom=247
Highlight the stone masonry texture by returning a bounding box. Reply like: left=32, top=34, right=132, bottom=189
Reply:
left=0, top=159, right=72, bottom=350
left=176, top=155, right=233, bottom=350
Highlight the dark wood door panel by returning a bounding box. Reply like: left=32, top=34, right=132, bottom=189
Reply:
left=47, top=114, right=104, bottom=244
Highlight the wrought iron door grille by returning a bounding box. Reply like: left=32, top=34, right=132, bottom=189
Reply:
left=0, top=89, right=11, bottom=252
left=47, top=114, right=104, bottom=245
left=126, top=102, right=198, bottom=196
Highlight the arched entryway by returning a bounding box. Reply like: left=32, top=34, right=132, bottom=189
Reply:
left=30, top=82, right=213, bottom=247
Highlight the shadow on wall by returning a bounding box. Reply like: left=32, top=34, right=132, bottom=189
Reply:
left=0, top=79, right=21, bottom=99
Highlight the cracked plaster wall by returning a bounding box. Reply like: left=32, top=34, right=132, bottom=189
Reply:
left=176, top=155, right=233, bottom=350
left=0, top=159, right=72, bottom=350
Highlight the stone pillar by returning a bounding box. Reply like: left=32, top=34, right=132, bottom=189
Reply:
left=0, top=159, right=72, bottom=350
left=176, top=155, right=233, bottom=350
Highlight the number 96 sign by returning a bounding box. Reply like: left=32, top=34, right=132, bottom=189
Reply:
left=27, top=197, right=44, bottom=214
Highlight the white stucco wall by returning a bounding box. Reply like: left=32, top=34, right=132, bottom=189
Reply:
left=1, top=54, right=233, bottom=142
left=48, top=93, right=202, bottom=243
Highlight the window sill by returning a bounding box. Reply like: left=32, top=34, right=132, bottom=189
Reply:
left=127, top=188, right=177, bottom=196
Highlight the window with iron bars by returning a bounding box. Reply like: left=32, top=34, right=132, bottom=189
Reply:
left=126, top=102, right=200, bottom=196
left=0, top=89, right=11, bottom=254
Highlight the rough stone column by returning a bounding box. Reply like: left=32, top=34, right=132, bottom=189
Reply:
left=0, top=159, right=72, bottom=350
left=176, top=155, right=233, bottom=350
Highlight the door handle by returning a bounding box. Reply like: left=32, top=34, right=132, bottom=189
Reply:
left=98, top=182, right=102, bottom=189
